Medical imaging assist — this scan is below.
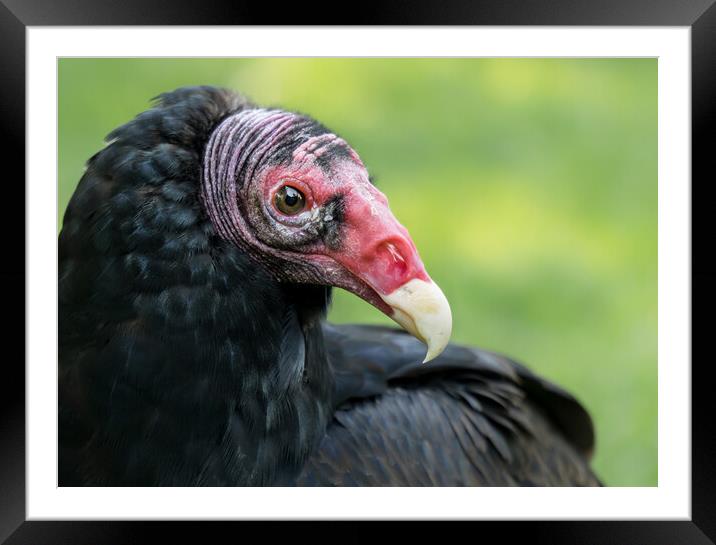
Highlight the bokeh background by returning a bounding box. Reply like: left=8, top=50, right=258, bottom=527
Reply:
left=58, top=58, right=657, bottom=486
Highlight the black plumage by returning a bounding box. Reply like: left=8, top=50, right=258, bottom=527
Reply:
left=298, top=324, right=598, bottom=486
left=58, top=86, right=601, bottom=486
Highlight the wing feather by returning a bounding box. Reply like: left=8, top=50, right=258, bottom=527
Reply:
left=294, top=323, right=601, bottom=486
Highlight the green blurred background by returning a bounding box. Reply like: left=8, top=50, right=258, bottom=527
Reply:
left=58, top=58, right=657, bottom=486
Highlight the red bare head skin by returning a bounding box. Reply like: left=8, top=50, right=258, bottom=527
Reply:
left=260, top=134, right=431, bottom=310
left=202, top=108, right=452, bottom=360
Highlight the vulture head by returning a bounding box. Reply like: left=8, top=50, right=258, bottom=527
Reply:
left=201, top=103, right=451, bottom=362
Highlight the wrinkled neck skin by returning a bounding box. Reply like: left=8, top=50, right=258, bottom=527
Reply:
left=202, top=109, right=341, bottom=283
left=58, top=91, right=333, bottom=486
left=202, top=110, right=304, bottom=259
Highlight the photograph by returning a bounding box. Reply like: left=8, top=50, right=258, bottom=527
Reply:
left=2, top=8, right=706, bottom=541
left=57, top=57, right=657, bottom=487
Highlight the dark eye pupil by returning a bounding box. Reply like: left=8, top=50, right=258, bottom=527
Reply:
left=275, top=185, right=306, bottom=215
left=284, top=188, right=299, bottom=206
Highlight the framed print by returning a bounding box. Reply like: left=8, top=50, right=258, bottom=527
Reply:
left=2, top=0, right=714, bottom=542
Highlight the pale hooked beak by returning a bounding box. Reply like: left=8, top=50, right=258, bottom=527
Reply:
left=380, top=278, right=452, bottom=363
left=324, top=178, right=453, bottom=363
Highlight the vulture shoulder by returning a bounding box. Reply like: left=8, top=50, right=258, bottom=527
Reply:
left=296, top=323, right=601, bottom=486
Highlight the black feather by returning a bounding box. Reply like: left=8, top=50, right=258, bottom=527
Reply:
left=295, top=324, right=600, bottom=486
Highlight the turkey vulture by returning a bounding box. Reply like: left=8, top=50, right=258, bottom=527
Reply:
left=59, top=86, right=601, bottom=486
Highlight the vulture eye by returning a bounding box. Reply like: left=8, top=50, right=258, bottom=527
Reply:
left=275, top=185, right=306, bottom=215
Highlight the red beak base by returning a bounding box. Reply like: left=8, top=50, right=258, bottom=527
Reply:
left=326, top=184, right=452, bottom=362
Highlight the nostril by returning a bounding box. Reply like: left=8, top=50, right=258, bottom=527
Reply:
left=376, top=240, right=409, bottom=282
left=384, top=242, right=406, bottom=264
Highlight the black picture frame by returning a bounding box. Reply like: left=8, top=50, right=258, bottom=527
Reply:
left=2, top=1, right=713, bottom=543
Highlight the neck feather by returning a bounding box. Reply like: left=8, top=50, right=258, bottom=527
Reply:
left=59, top=90, right=333, bottom=485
